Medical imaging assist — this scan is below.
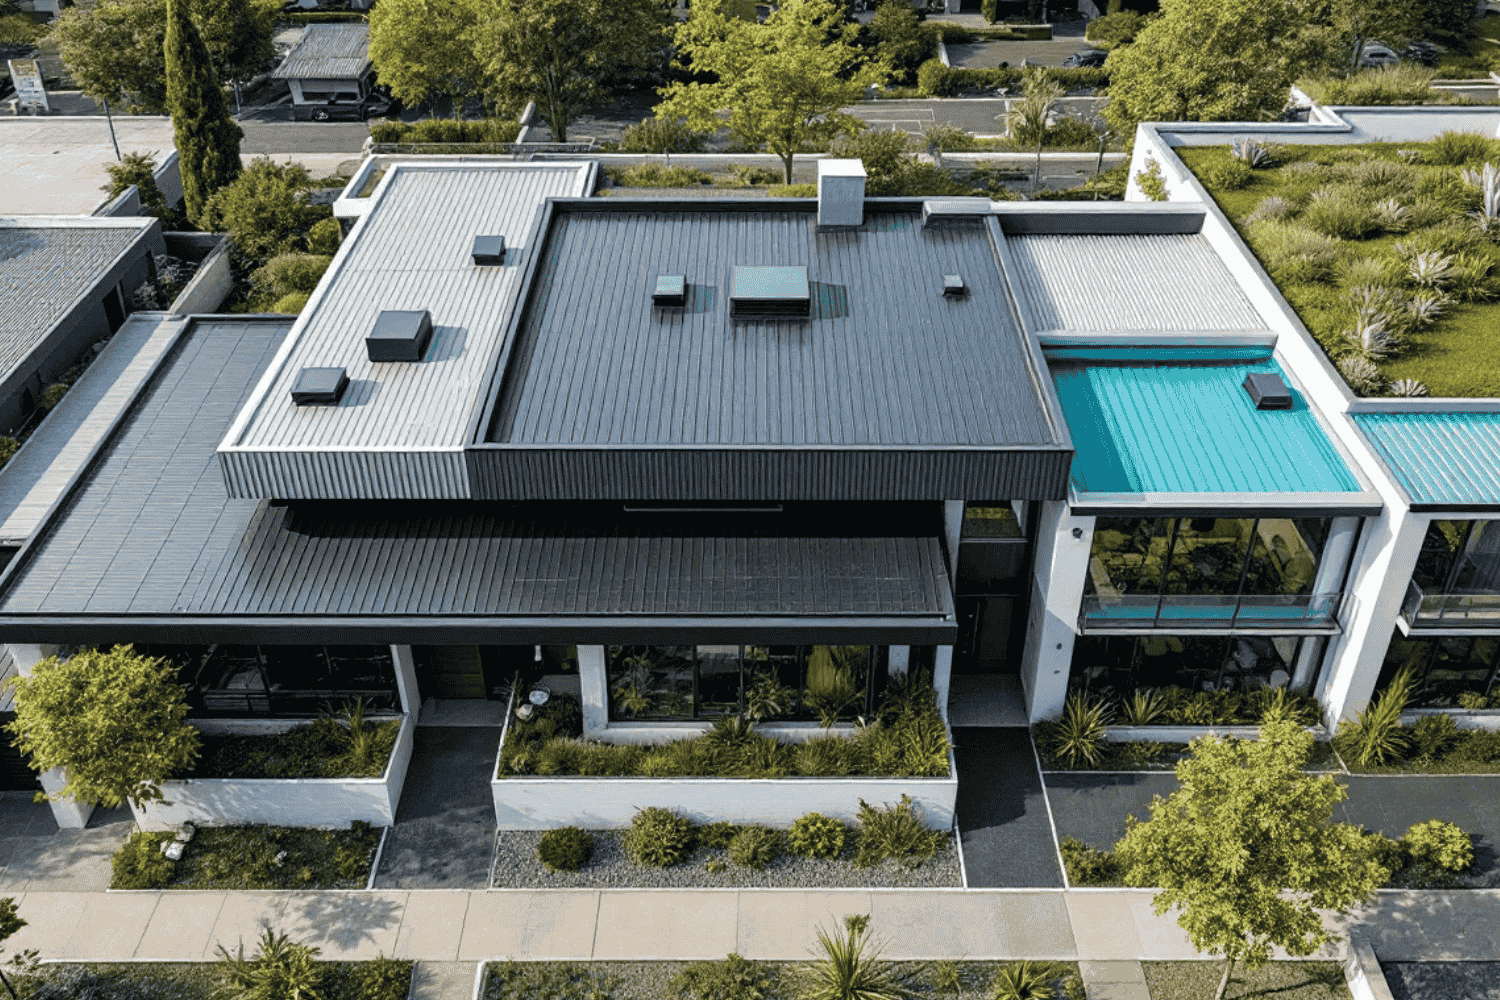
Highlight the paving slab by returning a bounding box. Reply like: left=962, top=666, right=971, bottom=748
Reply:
left=203, top=892, right=292, bottom=957
left=734, top=890, right=874, bottom=960
left=393, top=891, right=471, bottom=960
left=60, top=892, right=159, bottom=960
left=458, top=890, right=600, bottom=961
left=136, top=892, right=228, bottom=959
left=280, top=891, right=406, bottom=958
left=991, top=892, right=1077, bottom=958
left=870, top=891, right=1076, bottom=959
left=593, top=890, right=738, bottom=960
left=8, top=892, right=89, bottom=956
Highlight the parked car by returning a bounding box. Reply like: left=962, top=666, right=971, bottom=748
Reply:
left=1062, top=49, right=1108, bottom=68
left=1404, top=41, right=1444, bottom=67
left=298, top=92, right=396, bottom=122
left=1358, top=41, right=1401, bottom=68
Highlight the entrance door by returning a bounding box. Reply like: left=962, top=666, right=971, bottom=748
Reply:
left=956, top=596, right=1020, bottom=674
left=413, top=645, right=537, bottom=700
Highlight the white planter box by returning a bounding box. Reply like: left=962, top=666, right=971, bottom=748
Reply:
left=1402, top=709, right=1500, bottom=731
left=1104, top=724, right=1328, bottom=743
left=490, top=745, right=958, bottom=831
left=130, top=714, right=414, bottom=831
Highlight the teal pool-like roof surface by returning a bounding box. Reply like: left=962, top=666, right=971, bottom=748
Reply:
left=1052, top=357, right=1362, bottom=495
left=1352, top=411, right=1500, bottom=509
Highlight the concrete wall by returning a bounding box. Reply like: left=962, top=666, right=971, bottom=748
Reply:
left=167, top=236, right=233, bottom=314
left=1020, top=501, right=1093, bottom=722
left=130, top=712, right=414, bottom=831
left=154, top=151, right=183, bottom=212
left=96, top=186, right=143, bottom=217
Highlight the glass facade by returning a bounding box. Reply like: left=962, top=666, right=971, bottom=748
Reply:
left=136, top=644, right=400, bottom=716
left=1377, top=630, right=1500, bottom=708
left=1082, top=517, right=1338, bottom=627
left=1070, top=634, right=1318, bottom=699
left=1405, top=520, right=1500, bottom=625
left=606, top=644, right=904, bottom=722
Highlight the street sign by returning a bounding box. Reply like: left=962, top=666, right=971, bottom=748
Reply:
left=7, top=59, right=49, bottom=113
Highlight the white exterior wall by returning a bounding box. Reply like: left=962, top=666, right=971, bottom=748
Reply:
left=390, top=643, right=419, bottom=720
left=1020, top=501, right=1094, bottom=722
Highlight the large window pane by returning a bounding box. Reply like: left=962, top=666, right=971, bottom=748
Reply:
left=608, top=645, right=694, bottom=719
left=1071, top=634, right=1306, bottom=700
left=1087, top=518, right=1170, bottom=599
left=1452, top=521, right=1500, bottom=594
left=1163, top=518, right=1252, bottom=596
left=695, top=645, right=743, bottom=717
left=1375, top=630, right=1500, bottom=708
left=1413, top=520, right=1469, bottom=592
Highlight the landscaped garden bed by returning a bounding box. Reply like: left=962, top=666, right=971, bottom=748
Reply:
left=188, top=712, right=402, bottom=779
left=1142, top=961, right=1350, bottom=1000
left=1333, top=668, right=1500, bottom=774
left=13, top=956, right=411, bottom=1000
left=1178, top=135, right=1500, bottom=397
left=485, top=957, right=1085, bottom=1000
left=110, top=821, right=382, bottom=890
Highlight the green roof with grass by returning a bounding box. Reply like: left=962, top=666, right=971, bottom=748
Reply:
left=1180, top=134, right=1500, bottom=398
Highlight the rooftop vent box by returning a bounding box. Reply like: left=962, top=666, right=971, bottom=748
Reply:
left=943, top=274, right=967, bottom=298
left=471, top=235, right=505, bottom=266
left=290, top=366, right=349, bottom=406
left=730, top=266, right=810, bottom=317
left=366, top=309, right=434, bottom=362
left=1243, top=372, right=1293, bottom=410
left=653, top=274, right=687, bottom=308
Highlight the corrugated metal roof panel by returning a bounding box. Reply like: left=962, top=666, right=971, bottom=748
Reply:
left=273, top=23, right=370, bottom=80
left=1352, top=411, right=1500, bottom=507
left=1007, top=233, right=1266, bottom=332
left=1053, top=357, right=1362, bottom=494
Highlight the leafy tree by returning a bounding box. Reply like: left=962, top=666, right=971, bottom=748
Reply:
left=1309, top=0, right=1420, bottom=75
left=199, top=157, right=332, bottom=263
left=1114, top=721, right=1387, bottom=1000
left=0, top=898, right=23, bottom=1000
left=105, top=151, right=173, bottom=221
left=1101, top=0, right=1326, bottom=138
left=659, top=0, right=888, bottom=184
left=166, top=0, right=242, bottom=224
left=867, top=0, right=936, bottom=85
left=368, top=0, right=488, bottom=119
left=474, top=0, right=671, bottom=144
left=0, top=12, right=40, bottom=49
left=196, top=0, right=281, bottom=92
left=52, top=0, right=170, bottom=114
left=3, top=646, right=201, bottom=810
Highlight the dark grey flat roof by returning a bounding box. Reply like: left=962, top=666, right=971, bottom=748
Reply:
left=0, top=316, right=953, bottom=642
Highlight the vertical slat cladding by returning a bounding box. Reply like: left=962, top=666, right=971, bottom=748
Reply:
left=469, top=449, right=1071, bottom=500
left=1007, top=233, right=1266, bottom=331
left=220, top=449, right=468, bottom=499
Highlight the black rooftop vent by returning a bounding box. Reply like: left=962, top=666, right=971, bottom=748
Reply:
left=730, top=266, right=810, bottom=317
left=943, top=274, right=967, bottom=298
left=653, top=274, right=687, bottom=308
left=367, top=309, right=434, bottom=362
left=472, top=235, right=505, bottom=266
left=290, top=367, right=348, bottom=406
left=1243, top=372, right=1293, bottom=410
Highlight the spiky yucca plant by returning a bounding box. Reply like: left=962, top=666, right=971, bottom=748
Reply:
left=800, top=914, right=918, bottom=1000
left=1389, top=378, right=1429, bottom=397
left=1337, top=355, right=1385, bottom=395
left=1406, top=250, right=1457, bottom=288
left=1042, top=693, right=1111, bottom=768
left=1118, top=688, right=1166, bottom=727
left=1335, top=667, right=1415, bottom=767
left=1341, top=317, right=1399, bottom=360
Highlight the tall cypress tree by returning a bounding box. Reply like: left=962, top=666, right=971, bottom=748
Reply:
left=165, top=0, right=242, bottom=224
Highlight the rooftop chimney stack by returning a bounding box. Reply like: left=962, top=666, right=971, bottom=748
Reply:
left=817, top=158, right=865, bottom=229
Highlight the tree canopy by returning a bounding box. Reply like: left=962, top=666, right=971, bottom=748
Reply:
left=1115, top=721, right=1387, bottom=1000
left=166, top=0, right=242, bottom=224
left=368, top=0, right=488, bottom=119
left=3, top=646, right=201, bottom=810
left=474, top=0, right=671, bottom=143
left=199, top=157, right=332, bottom=264
left=658, top=0, right=888, bottom=183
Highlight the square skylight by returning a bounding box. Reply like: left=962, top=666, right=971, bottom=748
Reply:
left=653, top=274, right=687, bottom=307
left=729, top=265, right=810, bottom=317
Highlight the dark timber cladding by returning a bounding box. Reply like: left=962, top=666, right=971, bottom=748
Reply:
left=0, top=318, right=953, bottom=643
left=475, top=201, right=1072, bottom=500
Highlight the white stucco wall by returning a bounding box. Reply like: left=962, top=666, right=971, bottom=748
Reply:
left=1020, top=501, right=1094, bottom=722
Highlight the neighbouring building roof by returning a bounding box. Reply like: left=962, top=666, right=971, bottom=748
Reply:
left=1005, top=233, right=1267, bottom=334
left=1050, top=350, right=1378, bottom=514
left=0, top=219, right=155, bottom=382
left=1351, top=411, right=1500, bottom=511
left=273, top=23, right=371, bottom=80
left=0, top=316, right=954, bottom=643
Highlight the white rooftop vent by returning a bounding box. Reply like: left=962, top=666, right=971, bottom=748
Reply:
left=817, top=158, right=865, bottom=229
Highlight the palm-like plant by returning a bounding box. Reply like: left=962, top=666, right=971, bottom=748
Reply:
left=1389, top=378, right=1429, bottom=397
left=1334, top=667, right=1415, bottom=767
left=800, top=914, right=917, bottom=1000
left=1340, top=316, right=1399, bottom=360
left=1042, top=693, right=1111, bottom=768
left=1231, top=137, right=1273, bottom=168
left=1461, top=161, right=1500, bottom=222
left=991, top=961, right=1060, bottom=1000
left=214, top=928, right=324, bottom=1000
left=1117, top=688, right=1165, bottom=727
left=1406, top=250, right=1457, bottom=288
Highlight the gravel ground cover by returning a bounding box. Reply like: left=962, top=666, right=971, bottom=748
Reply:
left=1143, top=961, right=1350, bottom=1000
left=1382, top=962, right=1500, bottom=1000
left=485, top=960, right=1083, bottom=1000
left=491, top=828, right=962, bottom=889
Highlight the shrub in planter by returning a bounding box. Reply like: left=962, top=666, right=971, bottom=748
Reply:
left=1411, top=713, right=1461, bottom=761
left=789, top=812, right=847, bottom=859
left=670, top=953, right=769, bottom=1000
left=112, top=831, right=175, bottom=890
left=1058, top=837, right=1120, bottom=886
left=1401, top=819, right=1473, bottom=873
left=1450, top=728, right=1500, bottom=763
left=1038, top=693, right=1109, bottom=768
left=729, top=826, right=782, bottom=870
left=1200, top=158, right=1254, bottom=191
left=623, top=807, right=695, bottom=867
left=537, top=827, right=595, bottom=872
left=699, top=821, right=742, bottom=849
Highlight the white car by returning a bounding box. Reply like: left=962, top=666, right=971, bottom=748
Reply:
left=1358, top=42, right=1401, bottom=68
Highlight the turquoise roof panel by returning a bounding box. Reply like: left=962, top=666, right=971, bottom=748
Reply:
left=1352, top=411, right=1500, bottom=508
left=1052, top=358, right=1362, bottom=495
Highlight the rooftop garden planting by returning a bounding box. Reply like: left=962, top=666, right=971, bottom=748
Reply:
left=110, top=821, right=381, bottom=890
left=1296, top=64, right=1473, bottom=106
left=187, top=700, right=400, bottom=780
left=1334, top=667, right=1500, bottom=774
left=1181, top=135, right=1500, bottom=397
left=496, top=677, right=950, bottom=779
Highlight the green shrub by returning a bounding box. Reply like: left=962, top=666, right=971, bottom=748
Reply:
left=250, top=253, right=333, bottom=306
left=1038, top=693, right=1110, bottom=768
left=1058, top=837, right=1120, bottom=886
left=1423, top=130, right=1500, bottom=167
left=335, top=955, right=412, bottom=1000
left=852, top=794, right=946, bottom=868
left=1135, top=158, right=1168, bottom=201
left=307, top=217, right=342, bottom=255
left=1297, top=64, right=1440, bottom=106
left=917, top=58, right=952, bottom=97
left=1085, top=10, right=1144, bottom=47
left=935, top=22, right=972, bottom=43
left=728, top=826, right=782, bottom=869
left=795, top=736, right=856, bottom=776
left=1411, top=713, right=1461, bottom=760
left=215, top=927, right=324, bottom=1000
left=768, top=183, right=817, bottom=196
left=992, top=960, right=1079, bottom=1000
left=334, top=821, right=378, bottom=883
left=1200, top=157, right=1253, bottom=191
left=272, top=292, right=310, bottom=314
left=616, top=163, right=713, bottom=188
left=1245, top=218, right=1342, bottom=284
left=1334, top=667, right=1414, bottom=767
left=112, top=831, right=175, bottom=889
left=788, top=812, right=847, bottom=858
left=1304, top=190, right=1381, bottom=240
left=0, top=436, right=19, bottom=470
left=1450, top=728, right=1500, bottom=763
left=622, top=807, right=695, bottom=867
left=1402, top=819, right=1474, bottom=872
left=619, top=116, right=710, bottom=154
left=802, top=915, right=920, bottom=1000
left=367, top=119, right=404, bottom=143
left=726, top=164, right=781, bottom=187
left=40, top=382, right=68, bottom=412
left=670, top=954, right=770, bottom=1000
left=980, top=0, right=997, bottom=23
left=699, top=821, right=741, bottom=849
left=537, top=827, right=594, bottom=872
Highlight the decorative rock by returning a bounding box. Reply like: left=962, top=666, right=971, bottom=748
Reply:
left=161, top=839, right=185, bottom=862
left=174, top=821, right=197, bottom=843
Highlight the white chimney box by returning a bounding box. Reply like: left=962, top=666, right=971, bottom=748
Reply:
left=817, top=158, right=866, bottom=229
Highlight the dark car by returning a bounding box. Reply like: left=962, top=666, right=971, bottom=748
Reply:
left=298, top=92, right=396, bottom=122
left=1404, top=41, right=1444, bottom=67
left=1062, top=49, right=1108, bottom=68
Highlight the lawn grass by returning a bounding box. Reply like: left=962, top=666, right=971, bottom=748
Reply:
left=20, top=961, right=412, bottom=1000
left=1178, top=141, right=1500, bottom=397
left=1143, top=961, right=1350, bottom=1000
left=111, top=823, right=380, bottom=890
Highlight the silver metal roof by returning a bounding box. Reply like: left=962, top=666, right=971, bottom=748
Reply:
left=273, top=23, right=371, bottom=80
left=1006, top=233, right=1267, bottom=334
left=1352, top=410, right=1500, bottom=510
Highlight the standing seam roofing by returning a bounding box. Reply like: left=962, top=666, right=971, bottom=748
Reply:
left=1352, top=412, right=1500, bottom=506
left=272, top=23, right=371, bottom=80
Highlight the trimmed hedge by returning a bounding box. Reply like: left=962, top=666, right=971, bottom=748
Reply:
left=916, top=60, right=1108, bottom=96
left=367, top=117, right=522, bottom=144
